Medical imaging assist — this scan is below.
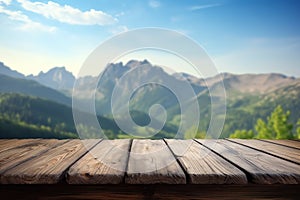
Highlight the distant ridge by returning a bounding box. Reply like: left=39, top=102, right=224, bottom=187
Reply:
left=0, top=74, right=71, bottom=106
left=27, top=67, right=75, bottom=91
left=0, top=60, right=297, bottom=95
left=0, top=62, right=25, bottom=79
left=0, top=60, right=299, bottom=138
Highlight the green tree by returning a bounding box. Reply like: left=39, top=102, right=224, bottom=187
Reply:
left=255, top=105, right=293, bottom=139
left=255, top=118, right=273, bottom=139
left=268, top=105, right=293, bottom=139
left=229, top=129, right=254, bottom=139
left=296, top=119, right=300, bottom=139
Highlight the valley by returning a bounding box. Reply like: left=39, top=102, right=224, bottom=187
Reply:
left=0, top=61, right=299, bottom=139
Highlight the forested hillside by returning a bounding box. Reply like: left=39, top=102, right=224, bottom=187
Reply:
left=0, top=74, right=71, bottom=106
left=0, top=61, right=299, bottom=139
left=0, top=93, right=177, bottom=139
left=0, top=93, right=76, bottom=138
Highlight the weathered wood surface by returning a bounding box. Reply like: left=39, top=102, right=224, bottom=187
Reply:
left=0, top=139, right=42, bottom=153
left=166, top=139, right=247, bottom=184
left=0, top=139, right=300, bottom=185
left=0, top=139, right=67, bottom=174
left=262, top=139, right=300, bottom=149
left=198, top=139, right=300, bottom=184
left=67, top=139, right=130, bottom=184
left=230, top=139, right=300, bottom=164
left=0, top=139, right=99, bottom=184
left=126, top=139, right=186, bottom=184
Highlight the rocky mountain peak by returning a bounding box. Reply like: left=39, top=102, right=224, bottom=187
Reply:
left=125, top=59, right=151, bottom=68
left=27, top=66, right=75, bottom=91
left=0, top=62, right=25, bottom=79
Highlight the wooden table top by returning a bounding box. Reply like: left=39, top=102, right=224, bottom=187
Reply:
left=0, top=139, right=299, bottom=185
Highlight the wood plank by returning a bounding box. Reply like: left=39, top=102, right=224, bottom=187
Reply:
left=262, top=139, right=300, bottom=150
left=0, top=139, right=67, bottom=174
left=0, top=139, right=41, bottom=153
left=0, top=139, right=99, bottom=184
left=126, top=139, right=186, bottom=184
left=1, top=185, right=300, bottom=200
left=229, top=139, right=300, bottom=164
left=166, top=139, right=247, bottom=184
left=0, top=139, right=15, bottom=145
left=198, top=139, right=300, bottom=184
left=67, top=139, right=130, bottom=184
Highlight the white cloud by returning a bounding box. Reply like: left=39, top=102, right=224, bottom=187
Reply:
left=149, top=0, right=161, bottom=8
left=0, top=5, right=56, bottom=32
left=188, top=4, right=221, bottom=11
left=0, top=6, right=28, bottom=22
left=19, top=20, right=56, bottom=32
left=17, top=0, right=117, bottom=26
left=0, top=0, right=12, bottom=5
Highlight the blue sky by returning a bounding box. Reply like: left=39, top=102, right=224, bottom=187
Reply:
left=0, top=0, right=299, bottom=77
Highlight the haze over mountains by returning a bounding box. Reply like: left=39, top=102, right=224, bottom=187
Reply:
left=27, top=67, right=76, bottom=91
left=0, top=62, right=25, bottom=79
left=1, top=60, right=298, bottom=97
left=0, top=60, right=299, bottom=138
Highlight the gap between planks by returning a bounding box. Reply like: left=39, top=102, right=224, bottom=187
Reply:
left=0, top=139, right=70, bottom=175
left=125, top=139, right=186, bottom=184
left=165, top=139, right=247, bottom=184
left=0, top=139, right=100, bottom=184
left=1, top=139, right=300, bottom=185
left=227, top=139, right=300, bottom=165
left=260, top=139, right=300, bottom=150
left=0, top=139, right=249, bottom=185
left=67, top=139, right=186, bottom=184
left=197, top=139, right=300, bottom=184
left=67, top=139, right=131, bottom=184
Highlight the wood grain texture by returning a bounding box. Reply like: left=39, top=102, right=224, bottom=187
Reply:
left=230, top=139, right=300, bottom=164
left=126, top=139, right=186, bottom=184
left=262, top=139, right=300, bottom=150
left=166, top=139, right=247, bottom=184
left=0, top=139, right=41, bottom=153
left=67, top=139, right=131, bottom=184
left=0, top=139, right=99, bottom=184
left=198, top=139, right=300, bottom=184
left=1, top=139, right=300, bottom=186
left=0, top=139, right=67, bottom=174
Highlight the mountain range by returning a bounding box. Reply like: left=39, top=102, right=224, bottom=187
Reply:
left=0, top=60, right=299, bottom=138
left=27, top=67, right=75, bottom=91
